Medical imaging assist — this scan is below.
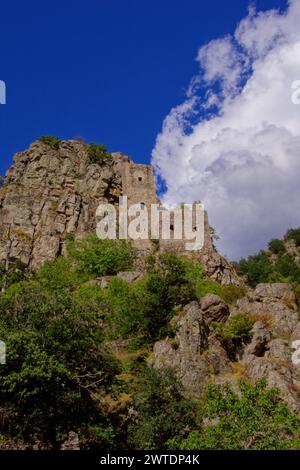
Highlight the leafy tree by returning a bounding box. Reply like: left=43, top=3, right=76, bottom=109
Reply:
left=285, top=228, right=300, bottom=246
left=238, top=250, right=273, bottom=287
left=0, top=261, right=28, bottom=291
left=66, top=236, right=136, bottom=277
left=142, top=254, right=203, bottom=339
left=268, top=238, right=286, bottom=254
left=128, top=368, right=197, bottom=450
left=0, top=278, right=120, bottom=448
left=168, top=380, right=300, bottom=450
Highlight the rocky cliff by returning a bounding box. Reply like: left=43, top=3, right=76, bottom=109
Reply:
left=0, top=139, right=238, bottom=283
left=151, top=282, right=300, bottom=411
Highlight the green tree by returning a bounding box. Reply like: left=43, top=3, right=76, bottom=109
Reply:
left=168, top=380, right=300, bottom=450
left=67, top=236, right=136, bottom=277
left=0, top=279, right=120, bottom=448
left=268, top=238, right=286, bottom=254
left=285, top=228, right=300, bottom=246
left=128, top=368, right=196, bottom=450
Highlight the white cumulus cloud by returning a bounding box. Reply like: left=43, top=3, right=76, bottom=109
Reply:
left=152, top=0, right=300, bottom=260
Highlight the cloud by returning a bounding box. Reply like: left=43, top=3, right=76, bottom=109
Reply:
left=152, top=0, right=300, bottom=260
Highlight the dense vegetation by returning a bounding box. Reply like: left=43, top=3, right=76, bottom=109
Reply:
left=0, top=236, right=299, bottom=449
left=238, top=227, right=300, bottom=304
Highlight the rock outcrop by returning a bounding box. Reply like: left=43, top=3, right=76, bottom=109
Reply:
left=0, top=140, right=124, bottom=270
left=0, top=139, right=238, bottom=284
left=151, top=283, right=300, bottom=410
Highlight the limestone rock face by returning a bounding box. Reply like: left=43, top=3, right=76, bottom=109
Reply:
left=0, top=140, right=125, bottom=270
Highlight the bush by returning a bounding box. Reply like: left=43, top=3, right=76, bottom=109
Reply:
left=104, top=277, right=147, bottom=339
left=196, top=279, right=246, bottom=305
left=0, top=262, right=28, bottom=290
left=168, top=380, right=300, bottom=450
left=213, top=312, right=254, bottom=344
left=127, top=368, right=197, bottom=450
left=86, top=143, right=112, bottom=164
left=142, top=254, right=204, bottom=339
left=39, top=136, right=61, bottom=149
left=268, top=238, right=286, bottom=254
left=66, top=236, right=137, bottom=277
left=238, top=250, right=273, bottom=287
left=285, top=228, right=300, bottom=246
left=0, top=279, right=120, bottom=447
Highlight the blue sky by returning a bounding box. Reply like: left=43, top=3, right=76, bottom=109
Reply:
left=0, top=0, right=286, bottom=178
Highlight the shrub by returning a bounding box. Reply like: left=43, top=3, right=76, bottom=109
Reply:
left=86, top=143, right=112, bottom=164
left=285, top=228, right=300, bottom=246
left=0, top=279, right=120, bottom=447
left=213, top=312, right=254, bottom=344
left=104, top=277, right=147, bottom=339
left=66, top=236, right=137, bottom=277
left=268, top=238, right=286, bottom=254
left=0, top=261, right=28, bottom=291
left=168, top=380, right=300, bottom=450
left=39, top=136, right=61, bottom=149
left=196, top=280, right=246, bottom=305
left=127, top=368, right=197, bottom=450
left=142, top=254, right=203, bottom=339
left=238, top=250, right=273, bottom=287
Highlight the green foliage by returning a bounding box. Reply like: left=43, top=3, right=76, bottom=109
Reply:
left=66, top=236, right=136, bottom=277
left=268, top=238, right=286, bottom=254
left=142, top=254, right=203, bottom=339
left=169, top=380, right=300, bottom=450
left=285, top=227, right=300, bottom=246
left=0, top=277, right=120, bottom=448
left=0, top=262, right=28, bottom=291
left=39, top=136, right=61, bottom=149
left=104, top=277, right=147, bottom=339
left=104, top=254, right=246, bottom=343
left=86, top=143, right=112, bottom=164
left=195, top=278, right=246, bottom=305
left=239, top=228, right=300, bottom=305
left=238, top=250, right=273, bottom=287
left=128, top=368, right=197, bottom=450
left=213, top=312, right=254, bottom=344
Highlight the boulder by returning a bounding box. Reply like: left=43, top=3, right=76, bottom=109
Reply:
left=116, top=271, right=145, bottom=283
left=200, top=294, right=229, bottom=326
left=237, top=283, right=299, bottom=337
left=150, top=301, right=231, bottom=393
